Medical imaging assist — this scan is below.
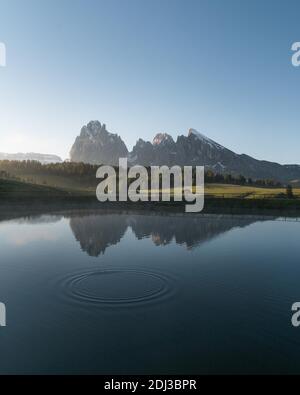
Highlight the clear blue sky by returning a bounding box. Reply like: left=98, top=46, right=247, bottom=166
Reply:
left=0, top=0, right=300, bottom=163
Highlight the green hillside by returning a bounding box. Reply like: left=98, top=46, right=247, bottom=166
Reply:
left=0, top=161, right=299, bottom=203
left=0, top=178, right=71, bottom=199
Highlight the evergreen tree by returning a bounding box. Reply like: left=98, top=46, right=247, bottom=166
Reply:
left=286, top=184, right=294, bottom=199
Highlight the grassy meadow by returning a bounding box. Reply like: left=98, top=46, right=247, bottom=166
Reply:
left=204, top=184, right=300, bottom=199
left=0, top=160, right=299, bottom=204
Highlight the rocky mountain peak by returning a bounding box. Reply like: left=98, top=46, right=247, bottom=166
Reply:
left=70, top=121, right=128, bottom=165
left=80, top=121, right=108, bottom=139
left=188, top=128, right=224, bottom=150
left=135, top=138, right=148, bottom=148
left=153, top=133, right=174, bottom=146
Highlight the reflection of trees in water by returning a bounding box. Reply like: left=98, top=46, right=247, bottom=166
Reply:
left=69, top=212, right=260, bottom=257
left=69, top=214, right=128, bottom=257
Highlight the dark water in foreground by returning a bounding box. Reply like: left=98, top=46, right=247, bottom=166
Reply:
left=0, top=210, right=300, bottom=374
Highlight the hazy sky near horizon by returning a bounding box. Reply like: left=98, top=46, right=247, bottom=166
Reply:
left=0, top=0, right=300, bottom=163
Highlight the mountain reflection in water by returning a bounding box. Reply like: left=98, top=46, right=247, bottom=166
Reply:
left=0, top=211, right=271, bottom=257
left=1, top=210, right=300, bottom=375
left=68, top=212, right=261, bottom=256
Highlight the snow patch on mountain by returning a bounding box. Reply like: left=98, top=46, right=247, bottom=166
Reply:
left=212, top=162, right=226, bottom=170
left=0, top=152, right=62, bottom=164
left=188, top=128, right=224, bottom=150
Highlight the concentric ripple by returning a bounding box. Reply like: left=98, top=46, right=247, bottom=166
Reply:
left=59, top=268, right=174, bottom=306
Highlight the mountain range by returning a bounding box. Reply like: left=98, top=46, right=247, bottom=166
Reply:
left=0, top=152, right=62, bottom=164
left=70, top=121, right=300, bottom=183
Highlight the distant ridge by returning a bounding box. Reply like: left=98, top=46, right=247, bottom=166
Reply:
left=0, top=152, right=62, bottom=164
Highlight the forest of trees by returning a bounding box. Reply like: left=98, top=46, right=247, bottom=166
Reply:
left=0, top=160, right=283, bottom=188
left=204, top=169, right=282, bottom=187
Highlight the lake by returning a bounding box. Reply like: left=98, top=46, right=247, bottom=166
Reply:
left=0, top=210, right=300, bottom=374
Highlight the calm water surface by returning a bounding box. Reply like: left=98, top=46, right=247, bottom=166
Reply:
left=0, top=210, right=300, bottom=374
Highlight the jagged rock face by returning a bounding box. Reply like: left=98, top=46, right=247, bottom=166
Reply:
left=130, top=128, right=300, bottom=182
left=153, top=133, right=174, bottom=146
left=128, top=139, right=154, bottom=166
left=70, top=121, right=128, bottom=165
left=175, top=129, right=228, bottom=166
left=152, top=133, right=178, bottom=166
left=0, top=152, right=62, bottom=164
left=129, top=133, right=177, bottom=166
left=130, top=128, right=235, bottom=167
left=70, top=121, right=300, bottom=182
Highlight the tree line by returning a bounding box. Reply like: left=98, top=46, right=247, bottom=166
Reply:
left=0, top=160, right=283, bottom=188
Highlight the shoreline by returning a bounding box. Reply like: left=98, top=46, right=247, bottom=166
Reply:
left=1, top=196, right=300, bottom=221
